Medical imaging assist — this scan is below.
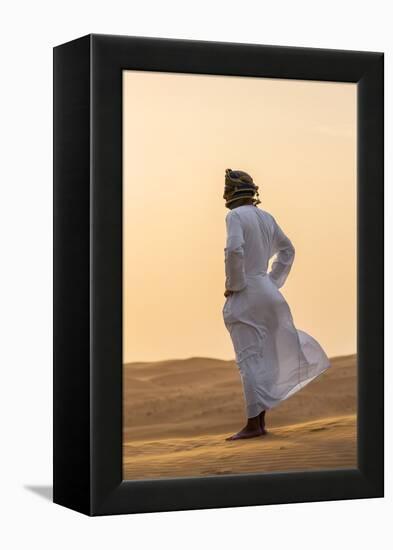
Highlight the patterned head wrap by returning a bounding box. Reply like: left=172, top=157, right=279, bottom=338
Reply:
left=223, top=168, right=261, bottom=207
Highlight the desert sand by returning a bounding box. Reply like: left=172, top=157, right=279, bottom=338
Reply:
left=123, top=354, right=357, bottom=479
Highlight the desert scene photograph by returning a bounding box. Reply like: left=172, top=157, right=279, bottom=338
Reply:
left=122, top=70, right=357, bottom=480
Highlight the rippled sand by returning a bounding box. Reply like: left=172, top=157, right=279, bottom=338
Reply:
left=123, top=354, right=357, bottom=480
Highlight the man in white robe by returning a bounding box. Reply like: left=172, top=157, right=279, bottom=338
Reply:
left=222, top=169, right=331, bottom=441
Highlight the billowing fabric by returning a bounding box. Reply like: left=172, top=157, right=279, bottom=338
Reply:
left=222, top=204, right=331, bottom=418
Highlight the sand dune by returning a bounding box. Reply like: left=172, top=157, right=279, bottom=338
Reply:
left=123, top=354, right=357, bottom=479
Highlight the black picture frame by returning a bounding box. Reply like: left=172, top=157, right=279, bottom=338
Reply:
left=53, top=33, right=384, bottom=516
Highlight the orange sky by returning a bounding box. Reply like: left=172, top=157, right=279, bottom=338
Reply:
left=123, top=70, right=357, bottom=364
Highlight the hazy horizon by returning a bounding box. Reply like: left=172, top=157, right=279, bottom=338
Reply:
left=124, top=350, right=357, bottom=365
left=123, top=71, right=357, bottom=364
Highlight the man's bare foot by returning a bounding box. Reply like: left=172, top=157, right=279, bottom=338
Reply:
left=226, top=416, right=265, bottom=441
left=225, top=426, right=264, bottom=441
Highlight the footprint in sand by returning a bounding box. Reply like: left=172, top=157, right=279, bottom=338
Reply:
left=201, top=469, right=233, bottom=475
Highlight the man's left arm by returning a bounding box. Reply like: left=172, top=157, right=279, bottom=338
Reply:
left=224, top=211, right=247, bottom=294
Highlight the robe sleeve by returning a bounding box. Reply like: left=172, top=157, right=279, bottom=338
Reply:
left=269, top=217, right=295, bottom=289
left=224, top=211, right=247, bottom=292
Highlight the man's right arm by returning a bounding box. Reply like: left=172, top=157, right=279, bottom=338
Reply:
left=268, top=217, right=295, bottom=289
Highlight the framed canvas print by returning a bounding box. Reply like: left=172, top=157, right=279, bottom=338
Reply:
left=53, top=34, right=384, bottom=516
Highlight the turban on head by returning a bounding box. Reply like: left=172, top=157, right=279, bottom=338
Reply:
left=223, top=168, right=261, bottom=207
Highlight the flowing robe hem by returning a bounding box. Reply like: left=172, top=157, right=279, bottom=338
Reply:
left=239, top=357, right=331, bottom=418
